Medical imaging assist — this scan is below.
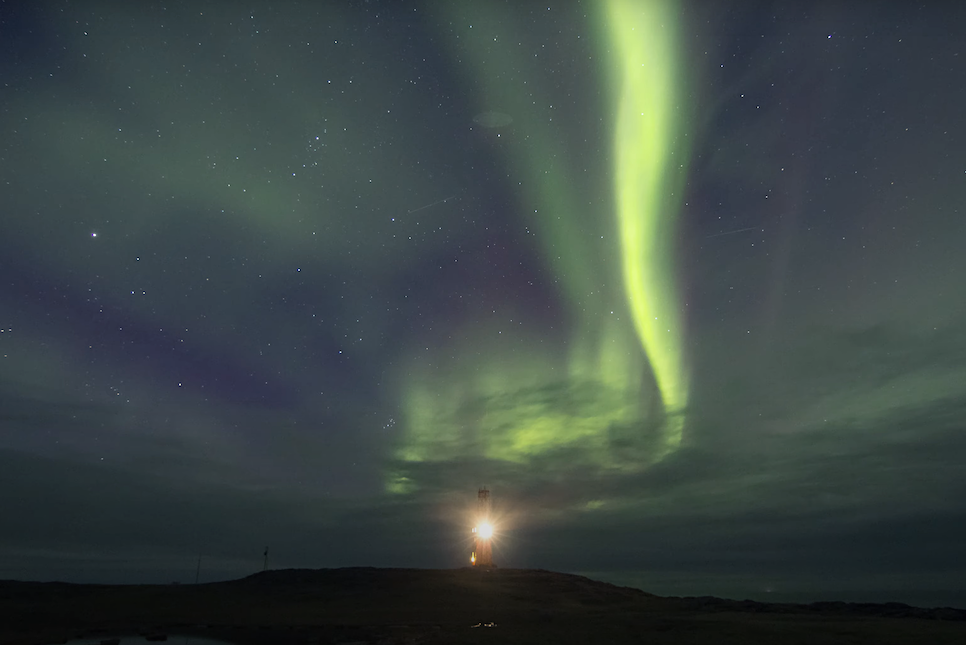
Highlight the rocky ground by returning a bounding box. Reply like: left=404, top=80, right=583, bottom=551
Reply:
left=1, top=567, right=964, bottom=645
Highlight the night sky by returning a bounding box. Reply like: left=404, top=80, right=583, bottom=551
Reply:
left=3, top=0, right=966, bottom=606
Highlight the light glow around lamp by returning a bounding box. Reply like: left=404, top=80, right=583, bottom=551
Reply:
left=477, top=522, right=493, bottom=539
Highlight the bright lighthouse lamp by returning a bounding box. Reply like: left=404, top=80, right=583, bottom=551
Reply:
left=477, top=522, right=493, bottom=539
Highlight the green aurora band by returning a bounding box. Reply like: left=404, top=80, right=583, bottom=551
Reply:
left=389, top=0, right=689, bottom=492
left=607, top=0, right=690, bottom=454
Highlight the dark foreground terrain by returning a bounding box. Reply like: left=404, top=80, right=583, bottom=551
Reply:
left=2, top=567, right=965, bottom=645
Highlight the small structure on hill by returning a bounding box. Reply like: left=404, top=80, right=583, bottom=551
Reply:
left=471, top=487, right=494, bottom=568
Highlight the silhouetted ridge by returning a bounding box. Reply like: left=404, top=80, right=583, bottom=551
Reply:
left=2, top=568, right=965, bottom=645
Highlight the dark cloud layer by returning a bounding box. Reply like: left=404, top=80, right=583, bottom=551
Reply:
left=1, top=0, right=965, bottom=606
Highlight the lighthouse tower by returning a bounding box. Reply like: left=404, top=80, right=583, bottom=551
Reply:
left=471, top=487, right=494, bottom=567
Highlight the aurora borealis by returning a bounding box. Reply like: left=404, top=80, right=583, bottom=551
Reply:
left=607, top=0, right=689, bottom=455
left=389, top=0, right=689, bottom=484
left=3, top=0, right=966, bottom=607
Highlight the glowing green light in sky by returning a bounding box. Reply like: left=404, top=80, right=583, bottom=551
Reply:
left=606, top=0, right=689, bottom=453
left=388, top=1, right=691, bottom=490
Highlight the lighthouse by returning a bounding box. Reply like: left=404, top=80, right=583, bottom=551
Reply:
left=471, top=487, right=494, bottom=567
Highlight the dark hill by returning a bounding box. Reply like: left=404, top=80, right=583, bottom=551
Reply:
left=1, top=567, right=965, bottom=645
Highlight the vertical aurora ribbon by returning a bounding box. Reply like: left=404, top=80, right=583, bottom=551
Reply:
left=387, top=1, right=691, bottom=491
left=605, top=0, right=690, bottom=455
